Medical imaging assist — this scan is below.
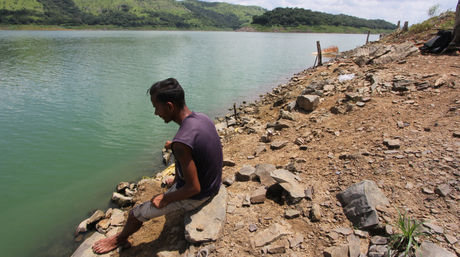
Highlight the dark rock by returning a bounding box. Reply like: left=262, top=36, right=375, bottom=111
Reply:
left=223, top=159, right=236, bottom=167
left=337, top=180, right=389, bottom=229
left=271, top=140, right=288, bottom=150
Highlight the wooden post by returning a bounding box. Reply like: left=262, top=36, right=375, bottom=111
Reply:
left=366, top=30, right=370, bottom=44
left=316, top=41, right=322, bottom=67
left=402, top=21, right=409, bottom=32
left=233, top=103, right=238, bottom=121
left=396, top=21, right=400, bottom=30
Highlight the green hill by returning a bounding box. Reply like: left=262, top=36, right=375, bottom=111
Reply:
left=0, top=1, right=396, bottom=32
left=0, top=0, right=265, bottom=29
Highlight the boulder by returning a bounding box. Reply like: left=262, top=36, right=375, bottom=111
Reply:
left=109, top=209, right=125, bottom=226
left=297, top=95, right=320, bottom=112
left=337, top=180, right=389, bottom=229
left=184, top=186, right=227, bottom=243
left=235, top=165, right=256, bottom=181
left=116, top=182, right=130, bottom=193
left=71, top=229, right=118, bottom=257
left=415, top=241, right=456, bottom=257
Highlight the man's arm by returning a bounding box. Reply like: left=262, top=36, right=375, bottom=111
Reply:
left=152, top=142, right=201, bottom=208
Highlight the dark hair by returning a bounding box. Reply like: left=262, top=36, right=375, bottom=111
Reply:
left=147, top=78, right=185, bottom=109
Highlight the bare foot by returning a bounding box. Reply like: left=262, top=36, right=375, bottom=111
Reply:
left=92, top=233, right=125, bottom=254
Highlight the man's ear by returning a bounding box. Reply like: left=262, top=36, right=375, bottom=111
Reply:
left=166, top=101, right=175, bottom=112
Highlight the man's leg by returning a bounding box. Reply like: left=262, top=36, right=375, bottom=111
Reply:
left=92, top=210, right=142, bottom=254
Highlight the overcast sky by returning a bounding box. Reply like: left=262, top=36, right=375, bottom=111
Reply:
left=201, top=0, right=457, bottom=25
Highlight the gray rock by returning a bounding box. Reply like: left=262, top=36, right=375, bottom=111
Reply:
left=235, top=165, right=256, bottom=181
left=255, top=163, right=277, bottom=187
left=383, top=139, right=401, bottom=149
left=435, top=184, right=452, bottom=197
left=222, top=176, right=235, bottom=186
left=249, top=224, right=258, bottom=232
left=252, top=223, right=290, bottom=247
left=111, top=192, right=133, bottom=207
left=250, top=187, right=267, bottom=204
left=271, top=140, right=288, bottom=150
left=444, top=234, right=458, bottom=245
left=323, top=244, right=349, bottom=257
left=184, top=186, right=227, bottom=243
left=370, top=236, right=388, bottom=245
left=270, top=169, right=305, bottom=203
left=287, top=101, right=297, bottom=111
left=285, top=209, right=301, bottom=219
left=415, top=241, right=456, bottom=257
left=310, top=203, right=322, bottom=222
left=337, top=180, right=389, bottom=229
left=297, top=95, right=320, bottom=112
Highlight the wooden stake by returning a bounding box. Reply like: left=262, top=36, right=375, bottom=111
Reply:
left=316, top=41, right=322, bottom=67
left=366, top=30, right=370, bottom=44
left=233, top=103, right=238, bottom=121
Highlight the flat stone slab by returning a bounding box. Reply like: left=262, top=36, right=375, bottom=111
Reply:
left=71, top=229, right=118, bottom=257
left=415, top=241, right=456, bottom=257
left=251, top=223, right=291, bottom=247
left=184, top=186, right=227, bottom=243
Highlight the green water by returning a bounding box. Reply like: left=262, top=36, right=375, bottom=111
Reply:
left=0, top=31, right=377, bottom=257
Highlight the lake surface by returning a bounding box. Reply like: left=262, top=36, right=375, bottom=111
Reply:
left=0, top=30, right=377, bottom=257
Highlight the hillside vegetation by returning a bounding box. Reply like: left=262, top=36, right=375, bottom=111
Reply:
left=0, top=0, right=265, bottom=29
left=250, top=7, right=397, bottom=33
left=0, top=0, right=396, bottom=32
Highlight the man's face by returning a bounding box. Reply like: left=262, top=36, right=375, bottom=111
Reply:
left=151, top=95, right=173, bottom=123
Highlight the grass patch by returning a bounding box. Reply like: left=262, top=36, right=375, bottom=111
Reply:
left=388, top=210, right=427, bottom=257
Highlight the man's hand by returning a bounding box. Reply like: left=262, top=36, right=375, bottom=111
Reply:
left=151, top=193, right=170, bottom=209
left=164, top=141, right=172, bottom=150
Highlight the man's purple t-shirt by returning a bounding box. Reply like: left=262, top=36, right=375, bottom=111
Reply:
left=172, top=112, right=223, bottom=200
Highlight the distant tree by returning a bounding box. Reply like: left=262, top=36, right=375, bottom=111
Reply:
left=428, top=4, right=440, bottom=17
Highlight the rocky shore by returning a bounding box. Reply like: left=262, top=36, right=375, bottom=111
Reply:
left=72, top=29, right=459, bottom=257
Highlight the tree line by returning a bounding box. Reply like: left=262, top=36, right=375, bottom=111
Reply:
left=252, top=7, right=396, bottom=30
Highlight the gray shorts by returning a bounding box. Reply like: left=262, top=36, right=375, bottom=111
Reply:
left=132, top=184, right=210, bottom=222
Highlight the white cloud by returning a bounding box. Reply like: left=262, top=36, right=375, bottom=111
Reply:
left=201, top=0, right=457, bottom=25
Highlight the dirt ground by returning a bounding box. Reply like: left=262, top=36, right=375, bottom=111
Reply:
left=103, top=33, right=460, bottom=257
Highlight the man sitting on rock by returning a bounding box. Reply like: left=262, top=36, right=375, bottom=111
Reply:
left=92, top=78, right=223, bottom=254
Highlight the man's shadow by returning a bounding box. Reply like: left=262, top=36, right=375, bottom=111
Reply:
left=119, top=211, right=188, bottom=257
